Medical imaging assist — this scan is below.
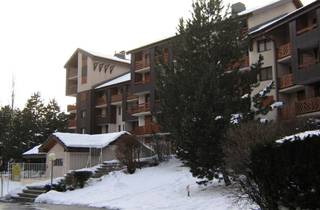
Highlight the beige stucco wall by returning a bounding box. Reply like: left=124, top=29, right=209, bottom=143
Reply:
left=247, top=2, right=296, bottom=29
left=45, top=143, right=69, bottom=178
left=77, top=52, right=130, bottom=92
left=249, top=39, right=278, bottom=121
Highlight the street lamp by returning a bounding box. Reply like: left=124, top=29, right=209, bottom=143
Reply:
left=48, top=153, right=56, bottom=186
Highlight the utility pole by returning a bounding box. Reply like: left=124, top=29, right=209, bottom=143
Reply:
left=11, top=75, right=15, bottom=110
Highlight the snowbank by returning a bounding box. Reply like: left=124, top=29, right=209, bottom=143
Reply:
left=276, top=129, right=320, bottom=144
left=36, top=158, right=253, bottom=210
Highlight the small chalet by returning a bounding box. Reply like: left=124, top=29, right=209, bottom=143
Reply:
left=22, top=145, right=46, bottom=163
left=39, top=131, right=153, bottom=177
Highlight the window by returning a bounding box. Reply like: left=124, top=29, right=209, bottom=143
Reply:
left=81, top=128, right=86, bottom=134
left=118, top=125, right=121, bottom=131
left=81, top=55, right=87, bottom=84
left=53, top=159, right=63, bottom=166
left=258, top=39, right=272, bottom=52
left=259, top=67, right=273, bottom=81
left=123, top=124, right=125, bottom=131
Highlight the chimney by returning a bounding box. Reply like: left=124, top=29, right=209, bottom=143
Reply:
left=231, top=2, right=246, bottom=16
left=114, top=51, right=126, bottom=59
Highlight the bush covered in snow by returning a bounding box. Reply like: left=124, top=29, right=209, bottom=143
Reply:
left=246, top=135, right=320, bottom=209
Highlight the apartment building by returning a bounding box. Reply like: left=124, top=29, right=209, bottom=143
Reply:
left=127, top=37, right=174, bottom=144
left=238, top=0, right=303, bottom=121
left=248, top=0, right=320, bottom=120
left=65, top=48, right=131, bottom=134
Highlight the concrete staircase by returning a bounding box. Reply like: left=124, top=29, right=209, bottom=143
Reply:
left=11, top=186, right=46, bottom=202
left=92, top=162, right=123, bottom=178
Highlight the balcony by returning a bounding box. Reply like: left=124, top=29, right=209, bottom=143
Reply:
left=134, top=78, right=151, bottom=86
left=134, top=60, right=150, bottom=71
left=226, top=55, right=249, bottom=72
left=68, top=119, right=76, bottom=128
left=129, top=103, right=150, bottom=115
left=299, top=60, right=318, bottom=70
left=127, top=94, right=138, bottom=101
left=297, top=23, right=317, bottom=36
left=111, top=94, right=122, bottom=103
left=95, top=115, right=107, bottom=125
left=278, top=74, right=294, bottom=89
left=67, top=104, right=76, bottom=113
left=277, top=43, right=291, bottom=60
left=131, top=123, right=160, bottom=135
left=279, top=104, right=296, bottom=121
left=96, top=96, right=107, bottom=107
left=296, top=97, right=320, bottom=116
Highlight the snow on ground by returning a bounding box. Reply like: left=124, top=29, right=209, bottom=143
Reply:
left=276, top=129, right=320, bottom=144
left=36, top=158, right=254, bottom=210
left=0, top=176, right=25, bottom=198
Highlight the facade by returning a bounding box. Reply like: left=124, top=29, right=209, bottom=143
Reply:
left=127, top=37, right=174, bottom=144
left=249, top=0, right=320, bottom=120
left=65, top=48, right=131, bottom=134
left=238, top=0, right=303, bottom=121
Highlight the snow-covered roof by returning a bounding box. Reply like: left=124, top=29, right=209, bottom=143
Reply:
left=95, top=73, right=131, bottom=89
left=239, top=0, right=291, bottom=16
left=23, top=145, right=46, bottom=156
left=84, top=49, right=131, bottom=64
left=53, top=131, right=130, bottom=149
left=276, top=130, right=320, bottom=144
left=249, top=15, right=288, bottom=34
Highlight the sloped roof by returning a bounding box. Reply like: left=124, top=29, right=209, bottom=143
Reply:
left=238, top=0, right=302, bottom=16
left=23, top=145, right=46, bottom=156
left=64, top=48, right=130, bottom=68
left=95, top=72, right=131, bottom=89
left=249, top=0, right=319, bottom=37
left=52, top=131, right=130, bottom=149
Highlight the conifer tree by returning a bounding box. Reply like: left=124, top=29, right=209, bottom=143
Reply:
left=157, top=0, right=257, bottom=184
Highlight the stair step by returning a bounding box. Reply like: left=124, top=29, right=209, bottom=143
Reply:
left=18, top=193, right=39, bottom=198
left=11, top=196, right=35, bottom=202
left=23, top=189, right=46, bottom=194
left=27, top=186, right=46, bottom=191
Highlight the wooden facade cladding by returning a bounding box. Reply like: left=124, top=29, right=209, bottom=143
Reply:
left=128, top=103, right=150, bottom=114
left=131, top=123, right=160, bottom=135
left=277, top=43, right=292, bottom=59
left=278, top=74, right=294, bottom=89
left=68, top=119, right=76, bottom=128
left=295, top=97, right=320, bottom=115
left=67, top=104, right=76, bottom=112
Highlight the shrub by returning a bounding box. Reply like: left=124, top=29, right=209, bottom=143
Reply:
left=73, top=171, right=92, bottom=188
left=52, top=179, right=67, bottom=192
left=246, top=135, right=320, bottom=209
left=115, top=136, right=141, bottom=174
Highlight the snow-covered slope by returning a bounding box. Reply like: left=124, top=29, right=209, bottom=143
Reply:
left=36, top=158, right=253, bottom=210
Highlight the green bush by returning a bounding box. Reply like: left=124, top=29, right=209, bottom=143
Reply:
left=73, top=171, right=92, bottom=188
left=247, top=135, right=320, bottom=209
left=52, top=179, right=67, bottom=192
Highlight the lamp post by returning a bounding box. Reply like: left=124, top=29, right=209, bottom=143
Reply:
left=48, top=153, right=56, bottom=186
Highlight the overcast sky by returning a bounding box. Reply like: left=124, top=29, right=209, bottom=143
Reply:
left=0, top=0, right=315, bottom=111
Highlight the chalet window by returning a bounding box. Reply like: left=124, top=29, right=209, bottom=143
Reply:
left=81, top=55, right=88, bottom=84
left=118, top=125, right=121, bottom=132
left=53, top=159, right=63, bottom=166
left=258, top=39, right=272, bottom=52
left=259, top=67, right=273, bottom=81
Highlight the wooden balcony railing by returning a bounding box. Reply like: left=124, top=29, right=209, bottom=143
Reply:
left=111, top=94, right=122, bottom=102
left=155, top=53, right=169, bottom=65
left=127, top=94, right=138, bottom=101
left=95, top=115, right=107, bottom=125
left=134, top=78, right=151, bottom=85
left=96, top=97, right=107, bottom=106
left=299, top=60, right=318, bottom=69
left=67, top=104, right=76, bottom=112
left=135, top=60, right=150, bottom=71
left=131, top=123, right=160, bottom=135
left=277, top=43, right=291, bottom=59
left=279, top=104, right=296, bottom=121
left=295, top=97, right=320, bottom=115
left=297, top=23, right=317, bottom=35
left=129, top=102, right=150, bottom=114
left=68, top=119, right=76, bottom=128
left=226, top=55, right=249, bottom=71
left=278, top=74, right=294, bottom=89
